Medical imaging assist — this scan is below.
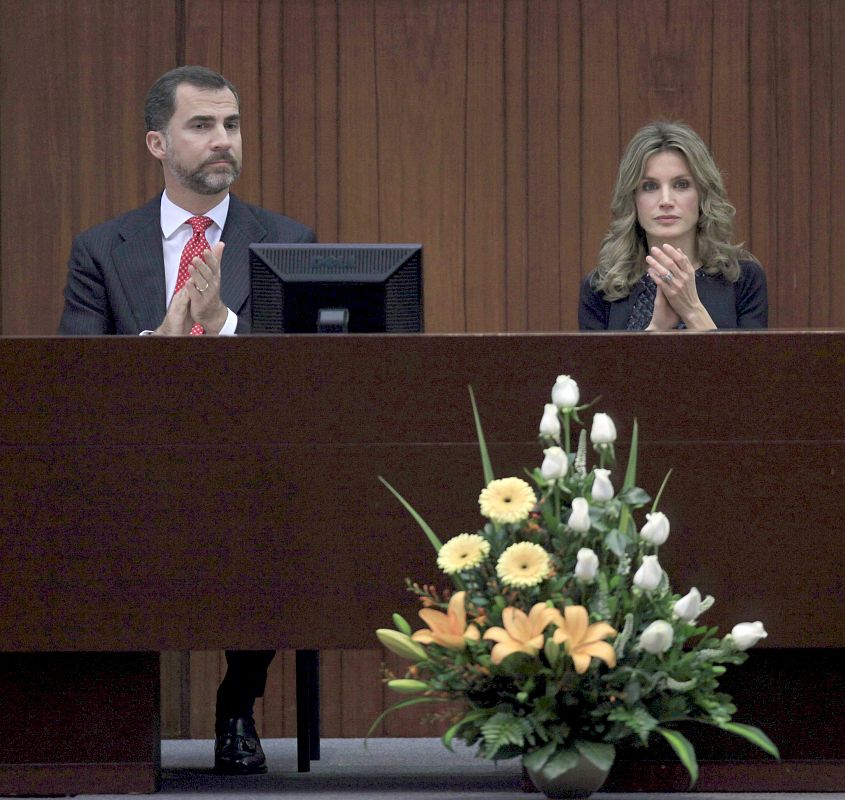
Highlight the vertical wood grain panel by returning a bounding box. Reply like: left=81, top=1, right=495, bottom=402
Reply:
left=315, top=0, right=341, bottom=240
left=711, top=0, right=751, bottom=251
left=0, top=0, right=174, bottom=335
left=337, top=0, right=380, bottom=240
left=280, top=0, right=319, bottom=228
left=465, top=0, right=506, bottom=332
left=259, top=2, right=287, bottom=213
left=189, top=650, right=224, bottom=737
left=184, top=0, right=224, bottom=70
left=221, top=0, right=263, bottom=207
left=319, top=650, right=344, bottom=737
left=748, top=0, right=778, bottom=319
left=374, top=0, right=468, bottom=332
left=580, top=1, right=621, bottom=275
left=809, top=0, right=832, bottom=327
left=559, top=0, right=583, bottom=329
left=525, top=0, right=561, bottom=330
left=503, top=0, right=529, bottom=331
left=618, top=0, right=712, bottom=136
left=829, top=6, right=845, bottom=328
left=340, top=649, right=383, bottom=736
left=772, top=0, right=811, bottom=328
left=258, top=648, right=286, bottom=737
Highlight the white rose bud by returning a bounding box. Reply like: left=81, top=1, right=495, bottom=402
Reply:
left=541, top=446, right=568, bottom=480
left=730, top=621, right=768, bottom=651
left=568, top=497, right=592, bottom=533
left=640, top=511, right=670, bottom=546
left=639, top=620, right=674, bottom=654
left=574, top=548, right=599, bottom=582
left=552, top=375, right=580, bottom=409
left=591, top=468, right=614, bottom=501
left=633, top=554, right=663, bottom=591
left=674, top=587, right=702, bottom=622
left=590, top=413, right=617, bottom=444
left=539, top=403, right=561, bottom=441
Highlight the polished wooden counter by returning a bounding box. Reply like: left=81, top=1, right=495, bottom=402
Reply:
left=0, top=332, right=842, bottom=792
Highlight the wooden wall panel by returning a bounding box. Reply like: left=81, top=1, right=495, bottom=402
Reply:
left=711, top=0, right=751, bottom=251
left=558, top=0, right=582, bottom=330
left=0, top=0, right=173, bottom=336
left=579, top=3, right=620, bottom=282
left=503, top=0, right=529, bottom=331
left=375, top=0, right=468, bottom=332
left=525, top=0, right=561, bottom=331
left=3, top=0, right=845, bottom=740
left=465, top=0, right=506, bottom=332
left=4, top=0, right=844, bottom=336
left=830, top=6, right=845, bottom=328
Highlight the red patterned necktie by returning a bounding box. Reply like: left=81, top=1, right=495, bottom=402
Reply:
left=176, top=216, right=213, bottom=335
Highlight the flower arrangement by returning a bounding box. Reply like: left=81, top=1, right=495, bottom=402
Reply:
left=374, top=374, right=778, bottom=789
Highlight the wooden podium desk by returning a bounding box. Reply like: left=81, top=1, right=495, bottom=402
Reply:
left=0, top=332, right=842, bottom=794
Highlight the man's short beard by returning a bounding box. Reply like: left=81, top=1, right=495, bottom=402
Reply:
left=165, top=147, right=241, bottom=196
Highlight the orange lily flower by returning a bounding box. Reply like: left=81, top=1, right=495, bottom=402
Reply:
left=552, top=605, right=617, bottom=674
left=411, top=591, right=481, bottom=650
left=483, top=603, right=560, bottom=664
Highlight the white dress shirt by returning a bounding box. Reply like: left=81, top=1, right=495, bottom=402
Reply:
left=158, top=191, right=237, bottom=335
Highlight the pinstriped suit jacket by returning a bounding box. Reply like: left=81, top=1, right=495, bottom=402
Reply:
left=58, top=193, right=315, bottom=335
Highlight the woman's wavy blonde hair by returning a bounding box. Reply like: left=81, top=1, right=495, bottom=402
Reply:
left=593, top=120, right=746, bottom=301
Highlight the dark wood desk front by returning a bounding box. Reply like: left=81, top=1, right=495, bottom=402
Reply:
left=0, top=333, right=842, bottom=793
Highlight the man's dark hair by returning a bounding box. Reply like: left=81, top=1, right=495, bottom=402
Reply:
left=144, top=65, right=240, bottom=132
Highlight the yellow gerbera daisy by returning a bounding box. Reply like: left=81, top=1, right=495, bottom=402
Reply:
left=496, top=541, right=550, bottom=588
left=437, top=533, right=491, bottom=574
left=478, top=477, right=536, bottom=524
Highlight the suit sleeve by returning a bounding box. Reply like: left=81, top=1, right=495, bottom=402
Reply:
left=735, top=260, right=768, bottom=329
left=578, top=273, right=610, bottom=331
left=57, top=234, right=115, bottom=335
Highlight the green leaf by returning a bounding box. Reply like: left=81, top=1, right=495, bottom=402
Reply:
left=718, top=722, right=780, bottom=759
left=469, top=385, right=494, bottom=486
left=651, top=469, right=673, bottom=513
left=442, top=708, right=491, bottom=752
left=622, top=418, right=639, bottom=490
left=523, top=741, right=557, bottom=771
left=617, top=486, right=651, bottom=506
left=542, top=747, right=580, bottom=780
left=655, top=727, right=698, bottom=786
left=480, top=712, right=533, bottom=759
left=574, top=740, right=616, bottom=771
left=366, top=696, right=448, bottom=738
left=378, top=476, right=443, bottom=552
left=604, top=529, right=628, bottom=557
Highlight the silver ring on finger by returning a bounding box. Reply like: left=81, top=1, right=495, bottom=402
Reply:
left=661, top=272, right=674, bottom=283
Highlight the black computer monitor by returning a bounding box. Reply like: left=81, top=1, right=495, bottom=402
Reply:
left=249, top=243, right=423, bottom=333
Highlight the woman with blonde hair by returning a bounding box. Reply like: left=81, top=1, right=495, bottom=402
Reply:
left=579, top=120, right=767, bottom=330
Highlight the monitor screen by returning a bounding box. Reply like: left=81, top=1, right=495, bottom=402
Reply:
left=249, top=243, right=423, bottom=334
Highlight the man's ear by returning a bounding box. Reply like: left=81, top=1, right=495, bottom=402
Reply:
left=146, top=130, right=166, bottom=161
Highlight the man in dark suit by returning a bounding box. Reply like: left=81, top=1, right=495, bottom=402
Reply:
left=58, top=65, right=315, bottom=773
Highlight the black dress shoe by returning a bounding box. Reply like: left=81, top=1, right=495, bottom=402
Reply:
left=214, top=717, right=267, bottom=774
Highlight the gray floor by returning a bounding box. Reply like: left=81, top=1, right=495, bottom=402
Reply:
left=30, top=739, right=845, bottom=800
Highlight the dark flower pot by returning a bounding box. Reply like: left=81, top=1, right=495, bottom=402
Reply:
left=523, top=755, right=610, bottom=799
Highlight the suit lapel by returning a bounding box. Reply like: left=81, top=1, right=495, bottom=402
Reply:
left=220, top=195, right=267, bottom=316
left=113, top=197, right=168, bottom=331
